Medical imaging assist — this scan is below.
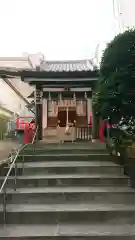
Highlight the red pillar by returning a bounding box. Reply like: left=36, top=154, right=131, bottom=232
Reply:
left=99, top=119, right=105, bottom=143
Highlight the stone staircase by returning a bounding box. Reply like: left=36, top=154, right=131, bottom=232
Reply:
left=0, top=143, right=135, bottom=239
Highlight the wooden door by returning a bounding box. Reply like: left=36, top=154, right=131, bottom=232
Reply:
left=58, top=111, right=66, bottom=127
left=68, top=110, right=76, bottom=124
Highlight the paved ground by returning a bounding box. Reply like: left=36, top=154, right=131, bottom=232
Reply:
left=0, top=140, right=21, bottom=164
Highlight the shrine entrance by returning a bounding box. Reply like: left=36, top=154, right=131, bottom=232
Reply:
left=1, top=59, right=99, bottom=141
left=68, top=108, right=76, bottom=125
left=58, top=109, right=66, bottom=127
left=58, top=106, right=76, bottom=127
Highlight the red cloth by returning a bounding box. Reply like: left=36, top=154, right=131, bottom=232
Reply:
left=24, top=127, right=30, bottom=144
left=24, top=127, right=34, bottom=144
left=99, top=120, right=105, bottom=143
left=29, top=128, right=34, bottom=143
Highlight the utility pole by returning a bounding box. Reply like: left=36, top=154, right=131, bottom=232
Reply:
left=112, top=0, right=124, bottom=34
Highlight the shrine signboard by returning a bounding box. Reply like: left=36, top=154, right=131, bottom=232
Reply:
left=35, top=89, right=43, bottom=104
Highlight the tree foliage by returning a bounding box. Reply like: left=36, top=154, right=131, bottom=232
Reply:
left=93, top=29, right=135, bottom=124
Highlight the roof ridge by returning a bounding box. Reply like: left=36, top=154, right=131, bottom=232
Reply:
left=0, top=57, right=28, bottom=61
left=39, top=59, right=94, bottom=72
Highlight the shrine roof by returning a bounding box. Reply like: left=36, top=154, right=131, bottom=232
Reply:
left=40, top=59, right=95, bottom=72
left=0, top=60, right=99, bottom=88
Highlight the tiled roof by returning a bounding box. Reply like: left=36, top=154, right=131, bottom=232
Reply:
left=40, top=60, right=95, bottom=72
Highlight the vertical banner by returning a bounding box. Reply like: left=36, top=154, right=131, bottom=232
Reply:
left=76, top=100, right=86, bottom=116
left=35, top=89, right=43, bottom=104
left=35, top=88, right=43, bottom=140
left=53, top=101, right=58, bottom=116
left=83, top=101, right=86, bottom=115
left=48, top=100, right=58, bottom=117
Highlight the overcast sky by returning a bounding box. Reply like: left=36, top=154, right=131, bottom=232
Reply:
left=116, top=0, right=135, bottom=32
left=0, top=0, right=120, bottom=60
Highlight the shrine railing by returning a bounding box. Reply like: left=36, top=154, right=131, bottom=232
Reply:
left=0, top=144, right=26, bottom=224
left=76, top=125, right=92, bottom=141
left=0, top=126, right=38, bottom=225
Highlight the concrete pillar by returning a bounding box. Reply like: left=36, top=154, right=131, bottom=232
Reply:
left=87, top=98, right=92, bottom=124
left=66, top=107, right=69, bottom=125
left=42, top=98, right=47, bottom=136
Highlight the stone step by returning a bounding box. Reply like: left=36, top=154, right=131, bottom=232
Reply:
left=42, top=139, right=60, bottom=143
left=0, top=223, right=135, bottom=239
left=21, top=143, right=107, bottom=155
left=2, top=186, right=135, bottom=204
left=44, top=131, right=57, bottom=137
left=24, top=142, right=106, bottom=150
left=8, top=161, right=122, bottom=175
left=18, top=161, right=118, bottom=167
left=21, top=148, right=108, bottom=154
left=18, top=153, right=110, bottom=162
left=0, top=174, right=129, bottom=188
left=1, top=203, right=135, bottom=224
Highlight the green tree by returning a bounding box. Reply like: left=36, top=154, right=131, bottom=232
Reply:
left=93, top=29, right=135, bottom=124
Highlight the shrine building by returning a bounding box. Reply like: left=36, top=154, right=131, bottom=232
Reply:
left=0, top=59, right=99, bottom=142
